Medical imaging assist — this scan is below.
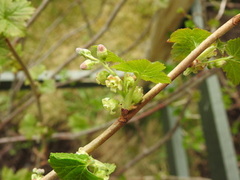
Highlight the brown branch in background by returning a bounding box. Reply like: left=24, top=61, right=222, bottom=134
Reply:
left=77, top=0, right=93, bottom=37
left=119, top=18, right=153, bottom=56
left=27, top=0, right=51, bottom=28
left=0, top=96, right=35, bottom=131
left=4, top=39, right=43, bottom=121
left=30, top=1, right=79, bottom=63
left=50, top=0, right=128, bottom=78
left=115, top=97, right=192, bottom=175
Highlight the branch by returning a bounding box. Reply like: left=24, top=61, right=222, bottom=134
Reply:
left=115, top=97, right=191, bottom=175
left=5, top=39, right=43, bottom=121
left=81, top=14, right=240, bottom=154
left=50, top=0, right=127, bottom=78
left=119, top=17, right=153, bottom=56
left=27, top=0, right=51, bottom=28
left=0, top=95, right=34, bottom=131
left=39, top=14, right=240, bottom=180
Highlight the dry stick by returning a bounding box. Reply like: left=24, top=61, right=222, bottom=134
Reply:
left=50, top=0, right=127, bottom=78
left=77, top=0, right=93, bottom=37
left=5, top=39, right=43, bottom=121
left=0, top=96, right=35, bottom=131
left=119, top=18, right=153, bottom=56
left=27, top=0, right=51, bottom=28
left=115, top=97, right=192, bottom=175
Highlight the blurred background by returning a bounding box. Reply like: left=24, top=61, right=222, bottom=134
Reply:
left=0, top=0, right=240, bottom=179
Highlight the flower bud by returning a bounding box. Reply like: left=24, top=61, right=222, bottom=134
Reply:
left=105, top=75, right=123, bottom=92
left=96, top=70, right=110, bottom=85
left=80, top=59, right=98, bottom=70
left=97, top=44, right=108, bottom=60
left=183, top=67, right=192, bottom=76
left=76, top=48, right=92, bottom=57
left=214, top=60, right=226, bottom=68
left=125, top=74, right=136, bottom=89
left=102, top=97, right=119, bottom=114
left=132, top=86, right=143, bottom=104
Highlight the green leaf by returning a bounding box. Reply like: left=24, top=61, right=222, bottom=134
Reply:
left=90, top=45, right=123, bottom=63
left=0, top=36, right=10, bottom=66
left=29, top=64, right=46, bottom=80
left=68, top=113, right=89, bottom=132
left=169, top=28, right=211, bottom=61
left=19, top=113, right=47, bottom=139
left=112, top=59, right=170, bottom=83
left=39, top=79, right=56, bottom=94
left=105, top=50, right=124, bottom=62
left=49, top=153, right=116, bottom=180
left=0, top=0, right=35, bottom=37
left=226, top=37, right=240, bottom=59
left=222, top=59, right=240, bottom=85
left=1, top=166, right=31, bottom=180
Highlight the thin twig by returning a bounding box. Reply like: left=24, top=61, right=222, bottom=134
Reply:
left=77, top=0, right=93, bottom=37
left=119, top=18, right=153, bottom=56
left=5, top=39, right=43, bottom=121
left=30, top=1, right=80, bottom=65
left=115, top=97, right=192, bottom=175
left=215, top=0, right=228, bottom=21
left=50, top=0, right=127, bottom=78
left=27, top=0, right=51, bottom=28
left=0, top=96, right=35, bottom=131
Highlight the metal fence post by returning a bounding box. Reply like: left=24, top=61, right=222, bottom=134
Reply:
left=199, top=75, right=240, bottom=180
left=162, top=107, right=189, bottom=177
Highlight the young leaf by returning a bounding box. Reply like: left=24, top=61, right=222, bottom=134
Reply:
left=49, top=153, right=116, bottom=180
left=112, top=59, right=170, bottom=83
left=0, top=0, right=35, bottom=37
left=19, top=113, right=47, bottom=139
left=169, top=28, right=211, bottom=61
left=105, top=50, right=124, bottom=63
left=90, top=45, right=123, bottom=62
left=39, top=79, right=56, bottom=94
left=225, top=37, right=240, bottom=59
left=222, top=59, right=240, bottom=85
left=222, top=38, right=240, bottom=85
left=1, top=166, right=31, bottom=180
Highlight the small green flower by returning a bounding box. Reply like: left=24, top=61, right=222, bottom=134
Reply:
left=96, top=71, right=110, bottom=85
left=97, top=44, right=108, bottom=60
left=105, top=75, right=123, bottom=92
left=132, top=86, right=143, bottom=104
left=124, top=74, right=136, bottom=89
left=102, top=98, right=119, bottom=115
left=80, top=59, right=98, bottom=70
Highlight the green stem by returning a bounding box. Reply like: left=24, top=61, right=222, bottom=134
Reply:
left=207, top=56, right=232, bottom=64
left=100, top=62, right=117, bottom=75
left=122, top=76, right=140, bottom=109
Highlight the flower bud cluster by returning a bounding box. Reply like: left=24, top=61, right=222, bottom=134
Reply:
left=76, top=44, right=144, bottom=115
left=77, top=44, right=109, bottom=71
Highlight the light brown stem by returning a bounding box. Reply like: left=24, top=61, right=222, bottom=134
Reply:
left=41, top=13, right=240, bottom=180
